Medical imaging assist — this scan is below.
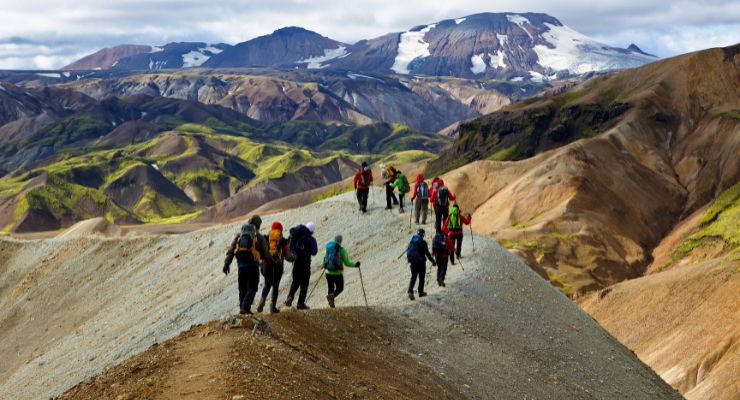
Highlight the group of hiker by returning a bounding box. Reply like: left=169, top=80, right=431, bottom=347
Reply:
left=223, top=161, right=472, bottom=314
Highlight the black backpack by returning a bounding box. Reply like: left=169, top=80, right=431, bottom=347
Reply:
left=234, top=228, right=260, bottom=264
left=432, top=231, right=447, bottom=253
left=417, top=181, right=430, bottom=200
left=289, top=225, right=308, bottom=255
left=437, top=186, right=450, bottom=207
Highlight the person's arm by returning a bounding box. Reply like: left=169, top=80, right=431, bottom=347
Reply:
left=461, top=213, right=472, bottom=225
left=411, top=183, right=418, bottom=201
left=353, top=172, right=359, bottom=189
left=257, top=235, right=270, bottom=261
left=223, top=235, right=238, bottom=274
left=339, top=247, right=357, bottom=267
left=446, top=236, right=455, bottom=264
left=309, top=237, right=318, bottom=256
left=448, top=191, right=456, bottom=202
left=422, top=242, right=435, bottom=264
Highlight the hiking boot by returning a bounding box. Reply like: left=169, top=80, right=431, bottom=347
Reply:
left=399, top=209, right=405, bottom=214
left=239, top=308, right=252, bottom=315
left=284, top=295, right=294, bottom=308
left=270, top=306, right=280, bottom=314
left=385, top=206, right=392, bottom=210
left=440, top=281, right=446, bottom=288
left=437, top=279, right=442, bottom=287
left=327, top=294, right=335, bottom=308
left=408, top=292, right=415, bottom=300
left=419, top=292, right=427, bottom=298
left=256, top=296, right=267, bottom=313
left=297, top=303, right=311, bottom=310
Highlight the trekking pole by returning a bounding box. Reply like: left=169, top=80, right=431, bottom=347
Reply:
left=357, top=265, right=369, bottom=308
left=409, top=203, right=413, bottom=229
left=456, top=256, right=465, bottom=272
left=469, top=223, right=475, bottom=252
left=397, top=249, right=407, bottom=260
left=306, top=267, right=324, bottom=304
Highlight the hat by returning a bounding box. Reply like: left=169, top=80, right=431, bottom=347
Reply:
left=248, top=215, right=262, bottom=230
left=306, top=222, right=316, bottom=233
left=271, top=221, right=283, bottom=231
left=361, top=161, right=368, bottom=168
left=417, top=228, right=425, bottom=237
left=335, top=234, right=343, bottom=244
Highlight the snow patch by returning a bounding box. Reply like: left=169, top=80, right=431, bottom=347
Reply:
left=533, top=22, right=657, bottom=74
left=510, top=76, right=524, bottom=82
left=141, top=111, right=148, bottom=118
left=391, top=23, right=437, bottom=74
left=150, top=46, right=163, bottom=53
left=455, top=17, right=466, bottom=24
left=111, top=61, right=118, bottom=67
left=151, top=163, right=159, bottom=171
left=36, top=72, right=61, bottom=78
left=497, top=34, right=508, bottom=46
left=62, top=72, right=71, bottom=78
left=298, top=46, right=348, bottom=69
left=0, top=84, right=5, bottom=92
left=488, top=52, right=506, bottom=69
left=204, top=45, right=223, bottom=54
left=347, top=72, right=383, bottom=82
left=470, top=54, right=486, bottom=74
left=182, top=50, right=210, bottom=67
left=506, top=15, right=533, bottom=39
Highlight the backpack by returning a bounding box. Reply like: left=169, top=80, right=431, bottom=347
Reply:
left=358, top=169, right=371, bottom=186
left=289, top=225, right=309, bottom=255
left=448, top=206, right=462, bottom=230
left=399, top=173, right=410, bottom=193
left=432, top=231, right=447, bottom=254
left=234, top=225, right=260, bottom=264
left=324, top=242, right=343, bottom=271
left=417, top=181, right=430, bottom=200
left=268, top=229, right=283, bottom=262
left=437, top=186, right=450, bottom=207
left=406, top=235, right=425, bottom=264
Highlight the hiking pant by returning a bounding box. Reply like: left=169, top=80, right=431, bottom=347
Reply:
left=385, top=182, right=398, bottom=207
left=261, top=262, right=284, bottom=306
left=435, top=205, right=449, bottom=232
left=238, top=265, right=260, bottom=312
left=399, top=192, right=406, bottom=211
left=408, top=262, right=426, bottom=293
left=356, top=188, right=369, bottom=212
left=414, top=198, right=428, bottom=224
left=450, top=233, right=463, bottom=257
left=435, top=255, right=449, bottom=283
left=288, top=262, right=311, bottom=305
left=326, top=274, right=345, bottom=298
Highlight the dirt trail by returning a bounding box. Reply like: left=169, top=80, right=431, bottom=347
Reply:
left=0, top=189, right=680, bottom=399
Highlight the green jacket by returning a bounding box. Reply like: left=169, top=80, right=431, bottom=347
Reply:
left=323, top=241, right=357, bottom=275
left=391, top=172, right=410, bottom=194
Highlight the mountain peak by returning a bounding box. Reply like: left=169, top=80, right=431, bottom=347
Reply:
left=272, top=26, right=318, bottom=36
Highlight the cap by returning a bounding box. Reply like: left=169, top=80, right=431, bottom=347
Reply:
left=306, top=222, right=316, bottom=233
left=271, top=221, right=283, bottom=231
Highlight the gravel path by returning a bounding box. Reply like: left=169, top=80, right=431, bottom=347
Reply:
left=0, top=188, right=681, bottom=399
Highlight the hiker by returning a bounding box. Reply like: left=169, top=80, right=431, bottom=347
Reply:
left=284, top=222, right=318, bottom=310
left=223, top=221, right=269, bottom=315
left=257, top=222, right=294, bottom=313
left=431, top=179, right=455, bottom=232
left=406, top=228, right=436, bottom=300
left=410, top=173, right=430, bottom=224
left=390, top=169, right=410, bottom=213
left=323, top=235, right=360, bottom=308
left=353, top=162, right=373, bottom=213
left=431, top=228, right=455, bottom=287
left=383, top=164, right=399, bottom=209
left=444, top=204, right=472, bottom=258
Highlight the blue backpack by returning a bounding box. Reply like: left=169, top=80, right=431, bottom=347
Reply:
left=406, top=235, right=425, bottom=264
left=324, top=242, right=343, bottom=271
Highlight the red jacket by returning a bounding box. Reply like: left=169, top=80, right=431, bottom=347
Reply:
left=430, top=179, right=455, bottom=209
left=411, top=173, right=425, bottom=200
left=443, top=211, right=471, bottom=235
left=353, top=168, right=373, bottom=190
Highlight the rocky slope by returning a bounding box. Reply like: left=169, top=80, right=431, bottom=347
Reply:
left=0, top=189, right=680, bottom=399
left=429, top=44, right=740, bottom=295
left=62, top=45, right=155, bottom=70
left=65, top=42, right=231, bottom=71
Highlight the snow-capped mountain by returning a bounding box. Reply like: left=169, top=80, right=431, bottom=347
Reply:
left=64, top=13, right=657, bottom=78
left=327, top=12, right=657, bottom=78
left=204, top=27, right=348, bottom=68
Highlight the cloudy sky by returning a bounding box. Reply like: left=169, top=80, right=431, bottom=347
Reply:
left=0, top=0, right=738, bottom=69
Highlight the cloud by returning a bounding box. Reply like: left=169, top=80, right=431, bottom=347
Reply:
left=0, top=0, right=738, bottom=69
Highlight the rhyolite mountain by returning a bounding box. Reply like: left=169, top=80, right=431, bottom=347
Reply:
left=64, top=12, right=656, bottom=79
left=64, top=42, right=231, bottom=71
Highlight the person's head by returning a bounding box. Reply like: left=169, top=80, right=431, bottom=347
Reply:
left=334, top=234, right=343, bottom=245
left=361, top=161, right=368, bottom=171
left=452, top=203, right=459, bottom=210
left=306, top=221, right=316, bottom=234
left=271, top=221, right=283, bottom=231
left=417, top=228, right=425, bottom=238
left=416, top=173, right=424, bottom=183
left=248, top=215, right=262, bottom=231
left=438, top=179, right=445, bottom=187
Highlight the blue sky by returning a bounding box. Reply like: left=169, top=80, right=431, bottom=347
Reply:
left=0, top=0, right=738, bottom=69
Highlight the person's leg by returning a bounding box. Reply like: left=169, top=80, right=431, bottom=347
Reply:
left=453, top=234, right=463, bottom=257
left=435, top=256, right=443, bottom=283
left=334, top=275, right=345, bottom=298
left=286, top=265, right=300, bottom=305
left=421, top=201, right=428, bottom=224
left=243, top=267, right=260, bottom=312
left=356, top=189, right=363, bottom=211
left=434, top=207, right=442, bottom=231
left=271, top=264, right=283, bottom=309
left=418, top=264, right=426, bottom=294
left=439, top=257, right=448, bottom=285
left=408, top=264, right=417, bottom=293
left=414, top=198, right=421, bottom=223
left=361, top=188, right=369, bottom=211
left=385, top=183, right=392, bottom=209
left=238, top=267, right=247, bottom=310
left=297, top=265, right=310, bottom=305
left=399, top=193, right=405, bottom=211
left=326, top=273, right=335, bottom=296
left=261, top=264, right=273, bottom=299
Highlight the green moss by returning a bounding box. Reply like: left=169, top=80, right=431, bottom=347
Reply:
left=311, top=183, right=354, bottom=203
left=499, top=238, right=551, bottom=257
left=720, top=110, right=740, bottom=120
left=550, top=232, right=576, bottom=246
left=548, top=273, right=574, bottom=296
left=675, top=182, right=740, bottom=258
left=379, top=150, right=434, bottom=165
left=487, top=144, right=518, bottom=161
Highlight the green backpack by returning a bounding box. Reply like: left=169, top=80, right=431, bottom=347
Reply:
left=449, top=206, right=462, bottom=230
left=399, top=173, right=410, bottom=193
